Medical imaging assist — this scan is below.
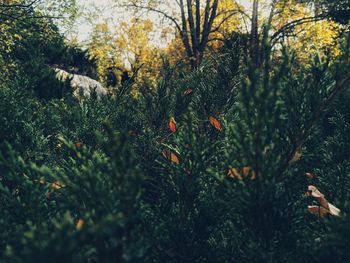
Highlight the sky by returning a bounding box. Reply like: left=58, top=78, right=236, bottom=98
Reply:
left=72, top=0, right=253, bottom=45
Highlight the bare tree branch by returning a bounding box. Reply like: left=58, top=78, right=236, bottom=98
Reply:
left=210, top=10, right=241, bottom=34
left=121, top=0, right=219, bottom=67
left=120, top=3, right=182, bottom=33
left=200, top=0, right=218, bottom=51
left=271, top=15, right=325, bottom=42
left=186, top=0, right=198, bottom=49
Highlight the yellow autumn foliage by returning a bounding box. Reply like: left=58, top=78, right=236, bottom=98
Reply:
left=208, top=0, right=241, bottom=50
left=88, top=22, right=123, bottom=81
left=87, top=18, right=162, bottom=87
left=162, top=0, right=242, bottom=64
left=292, top=20, right=340, bottom=60
left=271, top=0, right=341, bottom=62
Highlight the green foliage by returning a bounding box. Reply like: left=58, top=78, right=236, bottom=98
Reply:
left=0, top=3, right=96, bottom=100
left=1, top=5, right=350, bottom=262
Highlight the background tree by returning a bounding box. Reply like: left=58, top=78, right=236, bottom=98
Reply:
left=87, top=18, right=162, bottom=87
left=269, top=0, right=340, bottom=62
left=243, top=0, right=346, bottom=67
left=87, top=22, right=123, bottom=82
left=302, top=0, right=350, bottom=24
left=121, top=0, right=239, bottom=67
left=160, top=0, right=243, bottom=66
left=115, top=18, right=162, bottom=83
left=206, top=0, right=242, bottom=50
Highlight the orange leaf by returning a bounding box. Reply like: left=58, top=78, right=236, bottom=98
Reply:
left=162, top=149, right=180, bottom=165
left=289, top=147, right=302, bottom=165
left=75, top=142, right=83, bottom=149
left=305, top=172, right=313, bottom=179
left=307, top=185, right=341, bottom=216
left=307, top=205, right=329, bottom=217
left=50, top=181, right=64, bottom=190
left=209, top=116, right=222, bottom=131
left=76, top=218, right=84, bottom=230
left=250, top=170, right=257, bottom=180
left=242, top=167, right=250, bottom=177
left=168, top=117, right=176, bottom=133
left=243, top=166, right=257, bottom=180
left=228, top=167, right=257, bottom=180
left=227, top=168, right=242, bottom=180
left=307, top=185, right=329, bottom=209
left=183, top=88, right=193, bottom=95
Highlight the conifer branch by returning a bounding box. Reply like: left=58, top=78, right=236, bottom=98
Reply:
left=278, top=72, right=350, bottom=177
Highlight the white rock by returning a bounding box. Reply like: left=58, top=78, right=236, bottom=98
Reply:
left=54, top=68, right=107, bottom=98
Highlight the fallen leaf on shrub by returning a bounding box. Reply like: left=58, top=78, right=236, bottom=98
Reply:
left=289, top=147, right=302, bottom=164
left=183, top=88, right=193, bottom=95
left=50, top=181, right=64, bottom=190
left=242, top=167, right=250, bottom=177
left=162, top=149, right=180, bottom=165
left=244, top=167, right=257, bottom=180
left=228, top=168, right=242, bottom=180
left=75, top=142, right=83, bottom=148
left=307, top=185, right=329, bottom=209
left=76, top=218, right=84, bottom=230
left=328, top=203, right=341, bottom=216
left=168, top=117, right=176, bottom=133
left=307, top=185, right=341, bottom=217
left=307, top=205, right=329, bottom=217
left=305, top=172, right=313, bottom=179
left=55, top=143, right=62, bottom=150
left=38, top=178, right=46, bottom=185
left=250, top=169, right=257, bottom=180
left=128, top=130, right=136, bottom=136
left=209, top=116, right=222, bottom=131
left=228, top=167, right=256, bottom=180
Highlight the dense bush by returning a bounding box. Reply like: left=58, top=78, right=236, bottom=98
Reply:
left=1, top=7, right=350, bottom=262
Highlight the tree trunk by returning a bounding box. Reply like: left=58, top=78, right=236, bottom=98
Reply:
left=125, top=0, right=219, bottom=68
left=179, top=0, right=219, bottom=68
left=250, top=0, right=260, bottom=67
